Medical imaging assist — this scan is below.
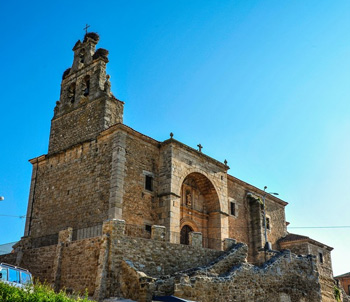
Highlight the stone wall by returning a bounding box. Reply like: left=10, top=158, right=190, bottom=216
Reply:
left=227, top=176, right=287, bottom=262
left=122, top=132, right=159, bottom=226
left=59, top=237, right=101, bottom=295
left=0, top=244, right=56, bottom=284
left=0, top=234, right=102, bottom=296
left=173, top=251, right=323, bottom=302
left=279, top=240, right=335, bottom=302
left=49, top=97, right=121, bottom=154
left=26, top=135, right=113, bottom=238
left=111, top=236, right=224, bottom=279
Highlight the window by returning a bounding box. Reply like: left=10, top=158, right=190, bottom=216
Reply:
left=83, top=75, right=90, bottom=96
left=319, top=252, right=324, bottom=264
left=0, top=267, right=8, bottom=281
left=68, top=83, right=76, bottom=103
left=145, top=175, right=153, bottom=191
left=21, top=272, right=31, bottom=285
left=264, top=217, right=271, bottom=230
left=230, top=202, right=236, bottom=216
left=8, top=268, right=20, bottom=283
left=145, top=225, right=152, bottom=233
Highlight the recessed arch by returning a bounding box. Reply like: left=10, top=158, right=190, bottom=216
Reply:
left=180, top=172, right=222, bottom=249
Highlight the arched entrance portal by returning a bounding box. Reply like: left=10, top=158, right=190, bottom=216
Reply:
left=180, top=173, right=221, bottom=249
left=180, top=225, right=193, bottom=245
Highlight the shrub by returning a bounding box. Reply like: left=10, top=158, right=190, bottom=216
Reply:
left=0, top=281, right=93, bottom=302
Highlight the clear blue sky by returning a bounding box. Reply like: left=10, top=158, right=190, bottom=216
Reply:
left=0, top=1, right=349, bottom=275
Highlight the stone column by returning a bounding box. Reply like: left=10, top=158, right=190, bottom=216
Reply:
left=189, top=232, right=202, bottom=248
left=151, top=225, right=166, bottom=241
left=94, top=219, right=125, bottom=301
left=53, top=227, right=73, bottom=291
left=108, top=132, right=127, bottom=220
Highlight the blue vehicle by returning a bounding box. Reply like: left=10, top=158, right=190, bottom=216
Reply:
left=0, top=263, right=32, bottom=288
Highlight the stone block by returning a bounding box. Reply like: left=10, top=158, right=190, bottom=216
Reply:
left=189, top=232, right=202, bottom=248
left=151, top=225, right=166, bottom=241
left=223, top=238, right=237, bottom=251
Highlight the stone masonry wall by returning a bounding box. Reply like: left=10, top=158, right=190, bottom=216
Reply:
left=174, top=251, right=324, bottom=302
left=278, top=241, right=335, bottom=302
left=27, top=135, right=113, bottom=238
left=0, top=236, right=102, bottom=296
left=122, top=132, right=160, bottom=226
left=227, top=176, right=287, bottom=262
left=227, top=179, right=252, bottom=258
left=111, top=236, right=224, bottom=278
left=59, top=237, right=101, bottom=295
left=0, top=245, right=56, bottom=284
left=49, top=97, right=118, bottom=154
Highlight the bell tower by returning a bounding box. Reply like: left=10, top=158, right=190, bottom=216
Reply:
left=48, top=32, right=124, bottom=154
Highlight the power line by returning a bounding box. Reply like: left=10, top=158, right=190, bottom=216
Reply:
left=288, top=226, right=350, bottom=229
left=0, top=214, right=26, bottom=219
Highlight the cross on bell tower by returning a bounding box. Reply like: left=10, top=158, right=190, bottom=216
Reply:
left=83, top=24, right=90, bottom=34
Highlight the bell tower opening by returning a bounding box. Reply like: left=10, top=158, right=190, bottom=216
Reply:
left=180, top=173, right=221, bottom=249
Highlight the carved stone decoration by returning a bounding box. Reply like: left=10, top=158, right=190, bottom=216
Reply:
left=186, top=190, right=192, bottom=207
left=104, top=75, right=111, bottom=95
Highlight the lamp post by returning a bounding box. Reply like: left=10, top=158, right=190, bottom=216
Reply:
left=0, top=196, right=4, bottom=201
left=262, top=186, right=279, bottom=251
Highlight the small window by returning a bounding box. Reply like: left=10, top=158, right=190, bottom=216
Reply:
left=68, top=83, right=76, bottom=103
left=264, top=217, right=271, bottom=230
left=230, top=202, right=236, bottom=216
left=145, top=175, right=153, bottom=191
left=145, top=225, right=152, bottom=233
left=319, top=252, right=324, bottom=264
left=83, top=75, right=90, bottom=96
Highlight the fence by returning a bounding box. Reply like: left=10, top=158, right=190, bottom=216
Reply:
left=72, top=224, right=103, bottom=241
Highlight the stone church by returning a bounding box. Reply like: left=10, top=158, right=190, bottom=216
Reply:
left=0, top=33, right=343, bottom=302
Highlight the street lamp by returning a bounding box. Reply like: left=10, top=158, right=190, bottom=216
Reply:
left=0, top=196, right=4, bottom=201
left=262, top=186, right=279, bottom=251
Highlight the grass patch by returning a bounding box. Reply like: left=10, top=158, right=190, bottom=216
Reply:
left=0, top=281, right=93, bottom=302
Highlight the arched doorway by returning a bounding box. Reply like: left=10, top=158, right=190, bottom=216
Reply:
left=180, top=225, right=193, bottom=245
left=180, top=173, right=221, bottom=249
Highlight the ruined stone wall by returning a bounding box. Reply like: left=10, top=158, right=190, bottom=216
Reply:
left=307, top=244, right=335, bottom=302
left=278, top=241, right=335, bottom=302
left=28, top=135, right=113, bottom=238
left=174, top=251, right=324, bottom=302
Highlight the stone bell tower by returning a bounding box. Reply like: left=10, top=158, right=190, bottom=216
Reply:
left=48, top=32, right=124, bottom=154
